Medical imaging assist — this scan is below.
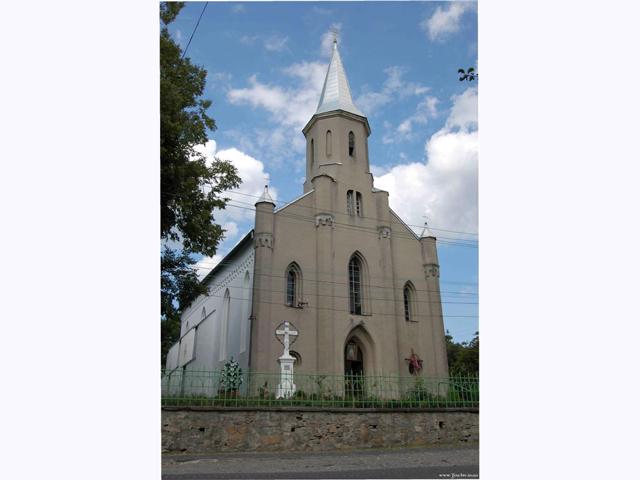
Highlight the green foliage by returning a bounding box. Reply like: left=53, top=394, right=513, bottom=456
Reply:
left=160, top=3, right=240, bottom=254
left=160, top=247, right=207, bottom=365
left=159, top=2, right=241, bottom=366
left=458, top=67, right=478, bottom=81
left=445, top=331, right=479, bottom=375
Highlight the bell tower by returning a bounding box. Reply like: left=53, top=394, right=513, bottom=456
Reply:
left=302, top=39, right=372, bottom=194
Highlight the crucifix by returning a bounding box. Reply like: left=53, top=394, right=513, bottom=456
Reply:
left=275, top=321, right=299, bottom=398
left=330, top=26, right=339, bottom=45
left=275, top=321, right=298, bottom=356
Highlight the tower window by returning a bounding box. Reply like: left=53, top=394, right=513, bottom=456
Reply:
left=355, top=192, right=363, bottom=217
left=326, top=130, right=332, bottom=156
left=348, top=131, right=355, bottom=157
left=310, top=138, right=314, bottom=167
left=347, top=190, right=354, bottom=216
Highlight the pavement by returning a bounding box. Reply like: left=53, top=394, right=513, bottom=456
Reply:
left=162, top=444, right=479, bottom=479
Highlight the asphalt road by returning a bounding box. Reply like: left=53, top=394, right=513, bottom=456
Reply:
left=162, top=445, right=479, bottom=479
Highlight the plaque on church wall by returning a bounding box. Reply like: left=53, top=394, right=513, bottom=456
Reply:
left=178, top=327, right=196, bottom=367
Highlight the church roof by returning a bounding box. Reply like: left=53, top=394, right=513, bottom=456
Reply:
left=315, top=40, right=364, bottom=117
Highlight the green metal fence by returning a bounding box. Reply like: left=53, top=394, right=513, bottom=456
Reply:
left=161, top=370, right=479, bottom=409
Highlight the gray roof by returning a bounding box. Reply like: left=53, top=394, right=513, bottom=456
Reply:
left=316, top=41, right=364, bottom=117
left=256, top=185, right=275, bottom=205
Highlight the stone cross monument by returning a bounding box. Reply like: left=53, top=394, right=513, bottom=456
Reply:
left=275, top=321, right=299, bottom=398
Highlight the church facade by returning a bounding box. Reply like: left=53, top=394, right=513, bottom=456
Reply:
left=165, top=41, right=449, bottom=382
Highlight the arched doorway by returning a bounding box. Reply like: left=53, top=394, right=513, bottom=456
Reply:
left=344, top=339, right=365, bottom=397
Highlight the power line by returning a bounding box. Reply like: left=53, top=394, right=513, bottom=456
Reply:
left=224, top=198, right=479, bottom=245
left=193, top=291, right=478, bottom=320
left=217, top=201, right=478, bottom=248
left=181, top=2, right=208, bottom=60
left=162, top=186, right=478, bottom=237
left=184, top=263, right=478, bottom=296
left=226, top=188, right=479, bottom=237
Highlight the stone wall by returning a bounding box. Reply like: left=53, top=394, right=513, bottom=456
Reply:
left=162, top=407, right=478, bottom=453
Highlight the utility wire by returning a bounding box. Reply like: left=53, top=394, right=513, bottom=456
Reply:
left=181, top=2, right=208, bottom=60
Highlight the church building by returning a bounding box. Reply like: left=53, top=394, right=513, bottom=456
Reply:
left=165, top=40, right=449, bottom=383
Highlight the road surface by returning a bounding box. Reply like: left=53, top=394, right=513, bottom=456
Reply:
left=162, top=444, right=479, bottom=479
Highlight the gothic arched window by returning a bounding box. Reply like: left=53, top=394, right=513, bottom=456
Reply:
left=240, top=270, right=250, bottom=353
left=310, top=138, right=315, bottom=167
left=348, top=131, right=355, bottom=157
left=326, top=130, right=332, bottom=156
left=349, top=254, right=364, bottom=315
left=286, top=262, right=302, bottom=307
left=219, top=289, right=230, bottom=361
left=355, top=192, right=363, bottom=217
left=403, top=282, right=416, bottom=322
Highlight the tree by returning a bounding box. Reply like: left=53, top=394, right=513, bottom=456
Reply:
left=457, top=67, right=478, bottom=82
left=445, top=330, right=479, bottom=375
left=160, top=2, right=241, bottom=366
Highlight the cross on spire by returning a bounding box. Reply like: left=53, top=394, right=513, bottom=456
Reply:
left=330, top=26, right=339, bottom=46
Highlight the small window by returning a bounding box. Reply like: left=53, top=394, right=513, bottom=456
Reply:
left=310, top=139, right=314, bottom=167
left=347, top=190, right=354, bottom=216
left=290, top=350, right=301, bottom=366
left=286, top=263, right=302, bottom=307
left=348, top=131, right=355, bottom=156
left=355, top=192, right=363, bottom=217
left=326, top=130, right=332, bottom=156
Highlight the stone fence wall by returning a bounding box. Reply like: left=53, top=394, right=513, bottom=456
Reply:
left=162, top=407, right=478, bottom=453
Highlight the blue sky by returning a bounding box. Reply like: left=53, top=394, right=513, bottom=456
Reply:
left=167, top=1, right=478, bottom=342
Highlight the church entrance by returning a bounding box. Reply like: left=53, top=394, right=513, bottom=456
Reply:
left=344, top=340, right=365, bottom=397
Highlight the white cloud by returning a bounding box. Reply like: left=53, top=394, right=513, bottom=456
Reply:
left=420, top=2, right=474, bottom=42
left=222, top=221, right=239, bottom=240
left=239, top=35, right=258, bottom=46
left=226, top=62, right=326, bottom=164
left=374, top=88, right=478, bottom=236
left=356, top=66, right=429, bottom=116
left=239, top=33, right=289, bottom=53
left=193, top=140, right=278, bottom=222
left=264, top=35, right=289, bottom=52
left=383, top=95, right=439, bottom=144
left=231, top=4, right=246, bottom=14
left=194, top=254, right=223, bottom=281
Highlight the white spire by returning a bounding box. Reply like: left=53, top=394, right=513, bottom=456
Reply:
left=420, top=216, right=436, bottom=238
left=315, top=40, right=364, bottom=117
left=256, top=184, right=275, bottom=205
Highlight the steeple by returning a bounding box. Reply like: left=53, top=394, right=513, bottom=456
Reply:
left=315, top=39, right=364, bottom=117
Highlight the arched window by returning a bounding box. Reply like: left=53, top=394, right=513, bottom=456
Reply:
left=240, top=271, right=250, bottom=353
left=348, top=131, right=355, bottom=157
left=310, top=138, right=314, bottom=167
left=219, top=289, right=230, bottom=361
left=403, top=282, right=416, bottom=322
left=349, top=254, right=363, bottom=315
left=347, top=190, right=354, bottom=216
left=285, top=262, right=302, bottom=307
left=355, top=192, right=363, bottom=217
left=290, top=350, right=301, bottom=366
left=326, top=130, right=332, bottom=156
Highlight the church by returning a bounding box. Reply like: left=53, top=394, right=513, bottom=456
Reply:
left=164, top=40, right=449, bottom=384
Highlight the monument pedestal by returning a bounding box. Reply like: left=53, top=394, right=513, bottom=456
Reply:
left=276, top=354, right=296, bottom=399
